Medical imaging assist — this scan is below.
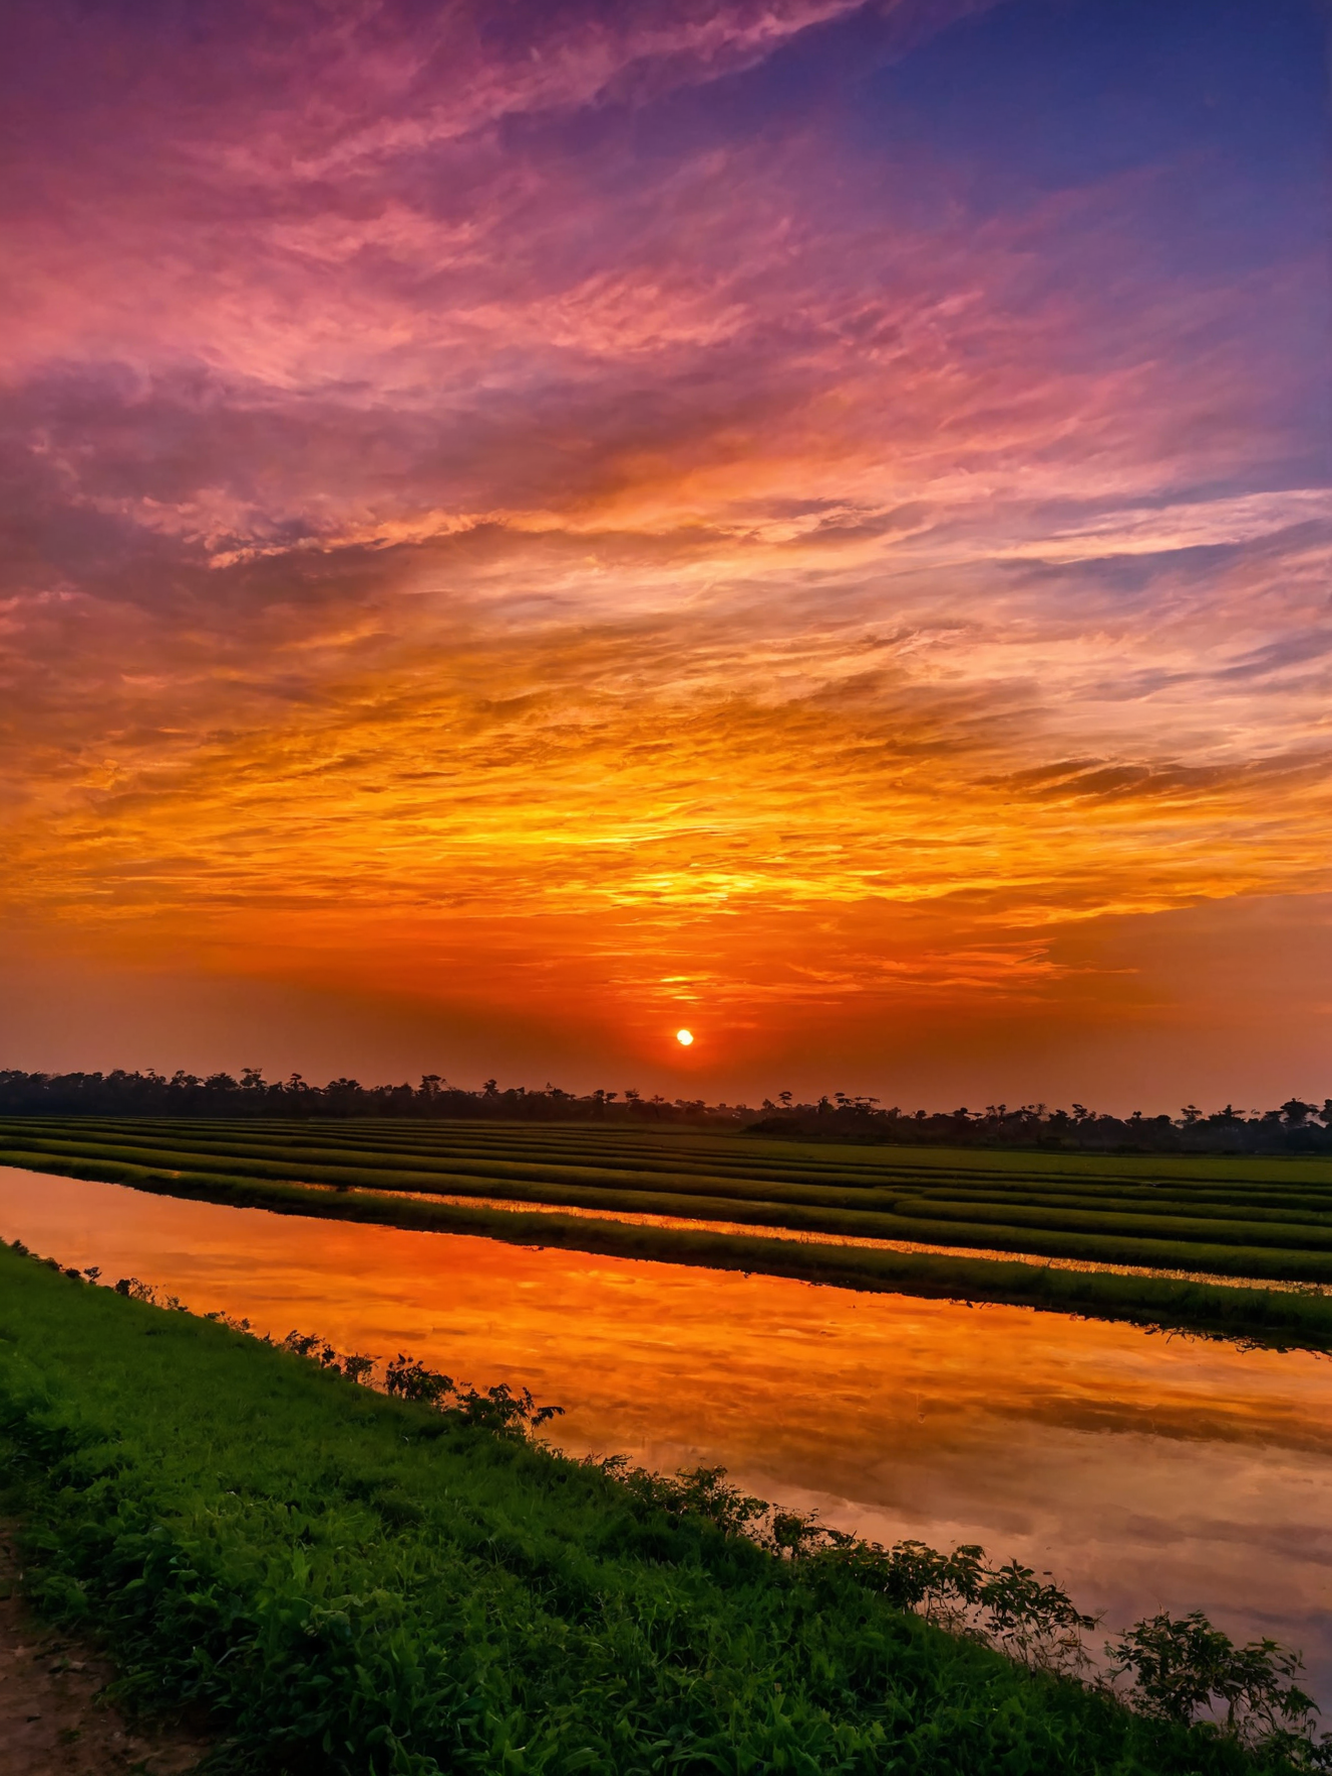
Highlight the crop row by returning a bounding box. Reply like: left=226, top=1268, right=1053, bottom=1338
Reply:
left=9, top=1117, right=1332, bottom=1202
left=25, top=1114, right=1332, bottom=1190
left=4, top=1124, right=1331, bottom=1254
left=6, top=1138, right=1332, bottom=1295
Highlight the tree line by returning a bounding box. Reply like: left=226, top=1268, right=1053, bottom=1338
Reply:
left=0, top=1067, right=1329, bottom=1153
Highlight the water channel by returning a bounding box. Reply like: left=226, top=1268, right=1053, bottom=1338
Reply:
left=3, top=1164, right=1330, bottom=1702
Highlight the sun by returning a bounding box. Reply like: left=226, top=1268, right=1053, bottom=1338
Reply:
left=675, top=1028, right=694, bottom=1047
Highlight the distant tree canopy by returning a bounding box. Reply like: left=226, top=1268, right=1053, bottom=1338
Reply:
left=0, top=1068, right=1329, bottom=1154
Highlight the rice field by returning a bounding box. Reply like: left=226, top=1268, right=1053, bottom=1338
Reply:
left=3, top=1117, right=1331, bottom=1345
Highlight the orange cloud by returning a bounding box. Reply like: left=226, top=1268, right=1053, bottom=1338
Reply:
left=0, top=0, right=1327, bottom=1099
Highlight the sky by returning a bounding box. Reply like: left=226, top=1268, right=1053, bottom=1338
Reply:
left=1, top=0, right=1329, bottom=1110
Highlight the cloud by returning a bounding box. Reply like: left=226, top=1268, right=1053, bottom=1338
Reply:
left=0, top=0, right=1326, bottom=1087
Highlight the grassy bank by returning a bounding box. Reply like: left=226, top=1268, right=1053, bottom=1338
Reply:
left=4, top=1119, right=1332, bottom=1350
left=0, top=1242, right=1319, bottom=1776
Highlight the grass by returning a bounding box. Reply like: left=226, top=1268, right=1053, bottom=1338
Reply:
left=4, top=1118, right=1332, bottom=1350
left=0, top=1241, right=1320, bottom=1775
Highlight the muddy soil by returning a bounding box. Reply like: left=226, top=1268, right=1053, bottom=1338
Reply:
left=0, top=1524, right=210, bottom=1775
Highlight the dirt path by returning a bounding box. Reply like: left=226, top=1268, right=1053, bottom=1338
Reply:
left=0, top=1524, right=210, bottom=1775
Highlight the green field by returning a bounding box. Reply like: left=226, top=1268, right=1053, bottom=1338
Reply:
left=4, top=1117, right=1332, bottom=1348
left=0, top=1242, right=1320, bottom=1774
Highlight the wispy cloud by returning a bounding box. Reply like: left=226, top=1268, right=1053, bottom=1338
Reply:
left=0, top=0, right=1327, bottom=1086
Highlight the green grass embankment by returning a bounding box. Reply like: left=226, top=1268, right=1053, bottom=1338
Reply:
left=0, top=1243, right=1303, bottom=1775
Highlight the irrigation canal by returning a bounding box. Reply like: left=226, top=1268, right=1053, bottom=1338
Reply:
left=3, top=1162, right=1330, bottom=1706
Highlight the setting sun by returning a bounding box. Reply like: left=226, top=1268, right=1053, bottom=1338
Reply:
left=675, top=1029, right=694, bottom=1047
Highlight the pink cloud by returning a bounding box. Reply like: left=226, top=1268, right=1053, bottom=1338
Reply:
left=0, top=0, right=1326, bottom=1089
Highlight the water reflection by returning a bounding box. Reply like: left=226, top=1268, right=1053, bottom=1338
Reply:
left=2, top=1165, right=1330, bottom=1700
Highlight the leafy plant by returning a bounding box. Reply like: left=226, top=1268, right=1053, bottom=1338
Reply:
left=1110, top=1612, right=1332, bottom=1766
